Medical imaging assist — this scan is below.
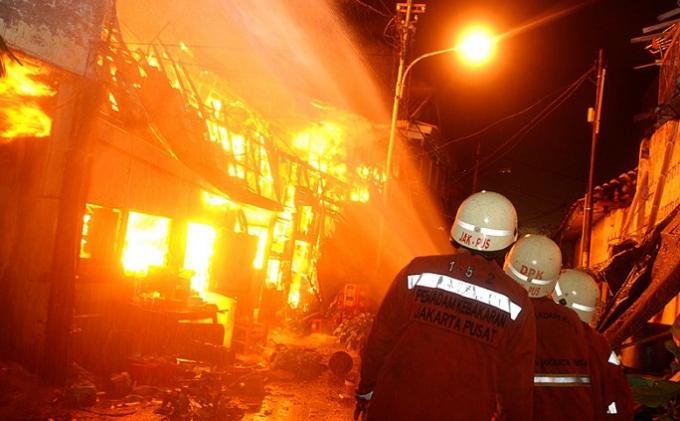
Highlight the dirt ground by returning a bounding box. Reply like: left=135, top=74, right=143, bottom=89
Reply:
left=0, top=333, right=358, bottom=420
left=241, top=332, right=357, bottom=421
left=240, top=372, right=355, bottom=420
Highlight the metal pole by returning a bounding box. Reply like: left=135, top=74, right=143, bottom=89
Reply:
left=580, top=49, right=606, bottom=268
left=384, top=0, right=414, bottom=202
left=375, top=1, right=417, bottom=276
left=384, top=45, right=456, bottom=202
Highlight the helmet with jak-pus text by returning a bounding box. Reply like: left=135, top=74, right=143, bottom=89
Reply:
left=451, top=191, right=518, bottom=252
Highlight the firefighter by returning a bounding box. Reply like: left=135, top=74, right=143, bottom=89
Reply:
left=553, top=269, right=600, bottom=324
left=354, top=191, right=536, bottom=421
left=503, top=234, right=598, bottom=420
left=554, top=269, right=635, bottom=420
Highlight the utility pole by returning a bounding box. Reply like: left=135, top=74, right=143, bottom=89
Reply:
left=383, top=1, right=426, bottom=201
left=375, top=2, right=425, bottom=275
left=580, top=49, right=606, bottom=269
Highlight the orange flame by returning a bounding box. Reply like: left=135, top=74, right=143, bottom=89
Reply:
left=121, top=211, right=171, bottom=277
left=292, top=121, right=347, bottom=179
left=184, top=222, right=217, bottom=296
left=0, top=60, right=56, bottom=141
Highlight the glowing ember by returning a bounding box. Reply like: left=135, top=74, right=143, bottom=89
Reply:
left=0, top=59, right=56, bottom=140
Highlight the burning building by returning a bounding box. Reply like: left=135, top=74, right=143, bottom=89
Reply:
left=0, top=0, right=452, bottom=382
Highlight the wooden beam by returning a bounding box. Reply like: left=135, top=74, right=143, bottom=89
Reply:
left=604, top=208, right=680, bottom=348
left=43, top=78, right=103, bottom=385
left=630, top=33, right=664, bottom=44
left=658, top=8, right=680, bottom=22
left=643, top=18, right=680, bottom=34
left=633, top=62, right=661, bottom=70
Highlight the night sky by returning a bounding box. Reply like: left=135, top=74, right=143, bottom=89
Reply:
left=345, top=0, right=673, bottom=233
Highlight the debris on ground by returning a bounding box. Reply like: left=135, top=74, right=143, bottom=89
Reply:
left=108, top=371, right=133, bottom=398
left=0, top=329, right=358, bottom=420
left=269, top=344, right=325, bottom=380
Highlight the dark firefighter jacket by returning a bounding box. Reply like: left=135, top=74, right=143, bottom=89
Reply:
left=584, top=324, right=635, bottom=420
left=358, top=249, right=536, bottom=421
left=532, top=298, right=597, bottom=421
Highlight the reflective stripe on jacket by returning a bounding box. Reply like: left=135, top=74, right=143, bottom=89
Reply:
left=358, top=250, right=536, bottom=421
left=532, top=298, right=597, bottom=421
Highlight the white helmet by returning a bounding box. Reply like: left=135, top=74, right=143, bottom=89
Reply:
left=451, top=191, right=518, bottom=252
left=503, top=234, right=562, bottom=298
left=553, top=269, right=600, bottom=323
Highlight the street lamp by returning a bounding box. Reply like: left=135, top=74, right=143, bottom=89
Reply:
left=457, top=26, right=496, bottom=66
left=383, top=26, right=496, bottom=201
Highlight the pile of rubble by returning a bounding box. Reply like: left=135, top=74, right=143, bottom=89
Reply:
left=0, top=331, right=359, bottom=420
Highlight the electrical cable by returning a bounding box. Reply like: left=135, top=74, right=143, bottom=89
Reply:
left=453, top=66, right=595, bottom=183
left=480, top=72, right=590, bottom=167
left=436, top=88, right=559, bottom=150
left=377, top=0, right=392, bottom=15
left=349, top=0, right=391, bottom=18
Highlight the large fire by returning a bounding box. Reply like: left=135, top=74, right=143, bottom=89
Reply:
left=121, top=211, right=171, bottom=277
left=200, top=91, right=367, bottom=308
left=0, top=59, right=56, bottom=140
left=83, top=34, right=386, bottom=312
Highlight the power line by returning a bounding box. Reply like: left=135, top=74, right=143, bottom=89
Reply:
left=437, top=71, right=593, bottom=151
left=436, top=88, right=557, bottom=150
left=376, top=0, right=392, bottom=15
left=454, top=66, right=595, bottom=183
left=349, top=0, right=391, bottom=18
left=485, top=72, right=589, bottom=163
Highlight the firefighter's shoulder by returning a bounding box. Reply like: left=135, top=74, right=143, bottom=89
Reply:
left=407, top=253, right=455, bottom=271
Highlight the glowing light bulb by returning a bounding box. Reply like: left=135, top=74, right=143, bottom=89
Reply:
left=457, top=26, right=495, bottom=66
